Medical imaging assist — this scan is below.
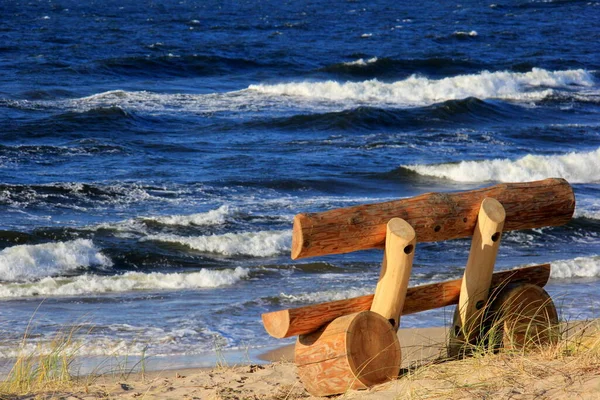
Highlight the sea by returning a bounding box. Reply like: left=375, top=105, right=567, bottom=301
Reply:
left=0, top=0, right=599, bottom=369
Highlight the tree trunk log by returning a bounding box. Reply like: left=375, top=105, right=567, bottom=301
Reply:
left=292, top=178, right=574, bottom=259
left=295, top=311, right=401, bottom=397
left=262, top=263, right=550, bottom=339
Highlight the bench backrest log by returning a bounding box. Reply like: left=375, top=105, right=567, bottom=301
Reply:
left=291, top=178, right=575, bottom=260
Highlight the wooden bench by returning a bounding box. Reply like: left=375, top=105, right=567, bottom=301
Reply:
left=261, top=178, right=575, bottom=397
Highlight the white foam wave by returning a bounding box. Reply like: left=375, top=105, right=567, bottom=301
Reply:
left=454, top=30, right=478, bottom=37
left=248, top=68, right=595, bottom=107
left=0, top=267, right=249, bottom=298
left=0, top=239, right=112, bottom=282
left=551, top=256, right=600, bottom=279
left=142, top=205, right=231, bottom=226
left=404, top=147, right=600, bottom=183
left=343, top=57, right=379, bottom=66
left=9, top=68, right=595, bottom=115
left=280, top=287, right=372, bottom=304
left=143, top=230, right=291, bottom=257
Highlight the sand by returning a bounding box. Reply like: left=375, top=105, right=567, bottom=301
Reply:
left=5, top=323, right=600, bottom=399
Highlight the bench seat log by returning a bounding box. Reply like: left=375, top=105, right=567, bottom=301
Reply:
left=262, top=263, right=550, bottom=339
left=292, top=178, right=574, bottom=260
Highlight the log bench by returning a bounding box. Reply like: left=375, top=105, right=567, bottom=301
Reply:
left=261, top=178, right=575, bottom=397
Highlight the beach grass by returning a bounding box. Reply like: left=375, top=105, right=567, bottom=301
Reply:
left=1, top=310, right=599, bottom=399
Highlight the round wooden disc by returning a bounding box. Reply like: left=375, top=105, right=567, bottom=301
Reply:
left=346, top=310, right=402, bottom=387
left=486, top=283, right=559, bottom=351
left=295, top=311, right=401, bottom=397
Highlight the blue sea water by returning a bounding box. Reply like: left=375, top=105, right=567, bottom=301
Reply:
left=0, top=0, right=599, bottom=363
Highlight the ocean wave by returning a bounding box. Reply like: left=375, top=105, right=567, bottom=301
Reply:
left=143, top=230, right=291, bottom=257
left=248, top=68, right=595, bottom=107
left=453, top=30, right=479, bottom=37
left=551, top=256, right=600, bottom=279
left=0, top=181, right=189, bottom=210
left=8, top=68, right=595, bottom=116
left=0, top=239, right=112, bottom=282
left=403, top=147, right=600, bottom=183
left=342, top=57, right=379, bottom=66
left=141, top=205, right=232, bottom=226
left=0, top=267, right=249, bottom=298
left=320, top=57, right=486, bottom=78
left=279, top=287, right=372, bottom=304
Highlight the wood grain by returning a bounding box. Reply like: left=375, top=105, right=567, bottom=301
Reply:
left=295, top=311, right=401, bottom=397
left=457, top=198, right=506, bottom=340
left=292, top=178, right=574, bottom=259
left=370, top=218, right=416, bottom=330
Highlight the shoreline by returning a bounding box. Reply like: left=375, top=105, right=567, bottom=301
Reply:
left=3, top=321, right=600, bottom=399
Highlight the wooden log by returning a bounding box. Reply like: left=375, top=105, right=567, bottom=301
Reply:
left=292, top=178, right=574, bottom=259
left=295, top=311, right=401, bottom=397
left=486, top=283, right=560, bottom=351
left=456, top=198, right=506, bottom=340
left=262, top=263, right=550, bottom=339
left=370, top=218, right=416, bottom=330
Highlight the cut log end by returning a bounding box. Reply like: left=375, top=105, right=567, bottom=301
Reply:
left=296, top=311, right=401, bottom=397
left=480, top=197, right=506, bottom=224
left=487, top=283, right=560, bottom=351
left=291, top=214, right=304, bottom=260
left=387, top=217, right=416, bottom=242
left=261, top=309, right=290, bottom=339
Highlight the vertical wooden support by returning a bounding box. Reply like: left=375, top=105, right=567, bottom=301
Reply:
left=294, top=218, right=415, bottom=397
left=371, top=218, right=416, bottom=331
left=450, top=198, right=505, bottom=354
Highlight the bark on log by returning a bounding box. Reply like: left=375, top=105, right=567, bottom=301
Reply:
left=292, top=178, right=574, bottom=260
left=262, top=263, right=550, bottom=339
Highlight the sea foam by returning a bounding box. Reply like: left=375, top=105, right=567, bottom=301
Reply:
left=10, top=69, right=596, bottom=115
left=141, top=205, right=231, bottom=226
left=342, top=57, right=379, bottom=66
left=0, top=239, right=112, bottom=282
left=551, top=256, right=600, bottom=279
left=404, top=147, right=600, bottom=183
left=248, top=68, right=594, bottom=107
left=279, top=287, right=372, bottom=304
left=143, top=230, right=292, bottom=257
left=0, top=267, right=249, bottom=298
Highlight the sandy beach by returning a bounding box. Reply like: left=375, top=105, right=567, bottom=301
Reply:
left=4, top=322, right=600, bottom=399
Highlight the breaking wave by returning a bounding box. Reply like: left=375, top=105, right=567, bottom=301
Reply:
left=8, top=68, right=595, bottom=116
left=0, top=239, right=112, bottom=282
left=141, top=205, right=231, bottom=226
left=404, top=147, right=600, bottom=183
left=279, top=287, right=372, bottom=304
left=551, top=256, right=600, bottom=279
left=143, top=230, right=292, bottom=257
left=248, top=68, right=594, bottom=107
left=0, top=267, right=250, bottom=298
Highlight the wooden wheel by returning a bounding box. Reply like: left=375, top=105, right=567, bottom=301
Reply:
left=485, top=283, right=560, bottom=351
left=449, top=283, right=560, bottom=357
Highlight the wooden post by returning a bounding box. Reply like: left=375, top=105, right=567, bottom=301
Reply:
left=454, top=198, right=505, bottom=343
left=370, top=218, right=416, bottom=330
left=292, top=178, right=574, bottom=259
left=294, top=218, right=414, bottom=397
left=262, top=263, right=552, bottom=339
